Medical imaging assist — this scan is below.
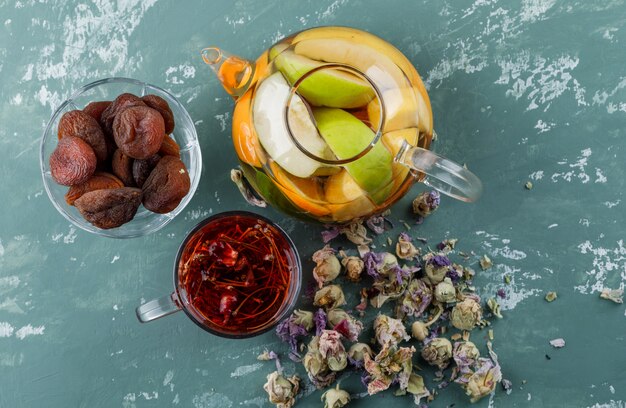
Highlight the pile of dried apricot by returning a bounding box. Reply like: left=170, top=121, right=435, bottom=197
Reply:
left=49, top=93, right=191, bottom=229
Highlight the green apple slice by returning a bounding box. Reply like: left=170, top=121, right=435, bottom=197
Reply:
left=274, top=50, right=375, bottom=108
left=253, top=72, right=333, bottom=178
left=313, top=107, right=394, bottom=204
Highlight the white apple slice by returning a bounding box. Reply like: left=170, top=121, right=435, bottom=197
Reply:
left=252, top=72, right=332, bottom=178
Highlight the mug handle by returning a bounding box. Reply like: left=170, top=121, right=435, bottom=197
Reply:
left=136, top=292, right=182, bottom=323
left=396, top=139, right=483, bottom=203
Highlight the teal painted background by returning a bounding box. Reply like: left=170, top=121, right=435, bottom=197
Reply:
left=1, top=0, right=625, bottom=407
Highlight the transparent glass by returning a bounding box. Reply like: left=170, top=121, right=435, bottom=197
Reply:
left=203, top=26, right=482, bottom=224
left=39, top=77, right=202, bottom=238
left=136, top=211, right=302, bottom=339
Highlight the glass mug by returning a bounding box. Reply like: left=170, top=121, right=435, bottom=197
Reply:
left=136, top=211, right=302, bottom=338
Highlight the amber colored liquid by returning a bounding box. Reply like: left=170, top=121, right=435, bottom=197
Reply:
left=177, top=215, right=296, bottom=334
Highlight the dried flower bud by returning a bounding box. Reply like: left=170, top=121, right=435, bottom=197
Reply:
left=463, top=353, right=502, bottom=403
left=486, top=297, right=502, bottom=318
left=340, top=253, right=364, bottom=282
left=398, top=278, right=432, bottom=318
left=263, top=371, right=300, bottom=408
left=423, top=252, right=451, bottom=284
left=314, top=285, right=346, bottom=310
left=421, top=337, right=453, bottom=369
left=450, top=298, right=483, bottom=331
left=319, top=330, right=348, bottom=372
left=327, top=309, right=363, bottom=341
left=452, top=341, right=480, bottom=368
left=479, top=254, right=493, bottom=270
left=373, top=314, right=410, bottom=347
left=600, top=287, right=623, bottom=304
left=348, top=342, right=373, bottom=364
left=292, top=309, right=314, bottom=331
left=434, top=277, right=457, bottom=303
left=544, top=291, right=558, bottom=302
left=312, top=245, right=342, bottom=288
left=437, top=238, right=458, bottom=253
left=303, top=336, right=336, bottom=389
left=412, top=190, right=440, bottom=217
left=321, top=384, right=350, bottom=408
left=396, top=233, right=420, bottom=260
left=411, top=321, right=429, bottom=341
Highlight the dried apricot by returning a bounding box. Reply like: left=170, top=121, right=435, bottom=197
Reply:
left=100, top=93, right=145, bottom=135
left=159, top=136, right=181, bottom=157
left=74, top=187, right=142, bottom=229
left=132, top=154, right=161, bottom=188
left=113, top=106, right=165, bottom=159
left=57, top=110, right=108, bottom=163
left=50, top=136, right=97, bottom=186
left=142, top=156, right=190, bottom=214
left=142, top=94, right=175, bottom=134
left=111, top=149, right=135, bottom=187
left=65, top=172, right=124, bottom=205
left=83, top=101, right=111, bottom=122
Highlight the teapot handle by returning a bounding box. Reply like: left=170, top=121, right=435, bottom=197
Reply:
left=396, top=138, right=483, bottom=202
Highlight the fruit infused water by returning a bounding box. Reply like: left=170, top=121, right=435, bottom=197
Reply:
left=207, top=27, right=434, bottom=224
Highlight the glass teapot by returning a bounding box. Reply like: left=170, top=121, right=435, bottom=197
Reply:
left=202, top=26, right=481, bottom=224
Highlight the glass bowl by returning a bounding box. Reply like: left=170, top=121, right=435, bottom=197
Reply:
left=39, top=77, right=202, bottom=238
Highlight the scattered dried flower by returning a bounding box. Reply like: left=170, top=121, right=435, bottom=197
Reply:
left=366, top=214, right=388, bottom=235
left=406, top=373, right=432, bottom=404
left=412, top=190, right=441, bottom=218
left=452, top=341, right=480, bottom=370
left=319, top=330, right=348, bottom=372
left=600, top=287, right=624, bottom=304
left=314, top=308, right=328, bottom=336
left=321, top=227, right=340, bottom=243
left=397, top=278, right=433, bottom=318
left=479, top=255, right=492, bottom=271
left=434, top=277, right=457, bottom=303
left=348, top=343, right=373, bottom=367
left=276, top=311, right=311, bottom=358
left=411, top=321, right=430, bottom=341
left=314, top=285, right=346, bottom=310
left=461, top=343, right=502, bottom=403
left=339, top=251, right=364, bottom=282
left=263, top=371, right=300, bottom=408
left=363, top=344, right=416, bottom=395
left=258, top=350, right=279, bottom=361
left=487, top=298, right=503, bottom=319
left=437, top=238, right=458, bottom=253
left=396, top=233, right=421, bottom=260
left=339, top=221, right=372, bottom=247
left=312, top=245, right=342, bottom=288
left=524, top=181, right=533, bottom=190
left=423, top=252, right=452, bottom=284
left=450, top=298, right=483, bottom=331
left=303, top=336, right=336, bottom=389
left=544, top=291, right=558, bottom=302
left=327, top=309, right=363, bottom=342
left=321, top=384, right=350, bottom=408
left=421, top=337, right=453, bottom=369
left=371, top=267, right=411, bottom=308
left=549, top=338, right=565, bottom=348
left=373, top=314, right=410, bottom=347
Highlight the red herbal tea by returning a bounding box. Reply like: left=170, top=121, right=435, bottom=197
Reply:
left=177, top=214, right=299, bottom=334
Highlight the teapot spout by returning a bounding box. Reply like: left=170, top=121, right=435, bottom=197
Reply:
left=201, top=47, right=255, bottom=99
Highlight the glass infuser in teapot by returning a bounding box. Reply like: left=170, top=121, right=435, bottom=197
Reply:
left=202, top=26, right=481, bottom=224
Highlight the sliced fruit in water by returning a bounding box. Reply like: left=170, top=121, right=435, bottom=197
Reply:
left=294, top=38, right=410, bottom=91
left=325, top=169, right=375, bottom=222
left=274, top=51, right=375, bottom=108
left=232, top=89, right=263, bottom=167
left=253, top=72, right=332, bottom=178
left=312, top=107, right=393, bottom=204
left=382, top=127, right=419, bottom=188
left=269, top=161, right=330, bottom=217
left=368, top=87, right=432, bottom=135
